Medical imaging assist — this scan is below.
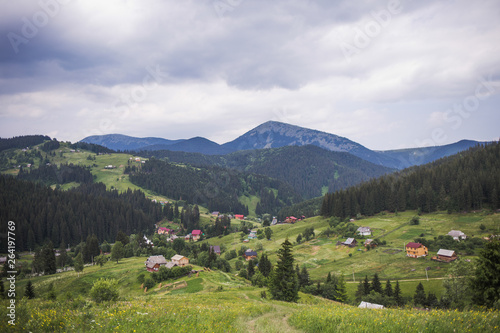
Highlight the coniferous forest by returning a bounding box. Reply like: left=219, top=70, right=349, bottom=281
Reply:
left=321, top=142, right=500, bottom=219
left=129, top=158, right=301, bottom=215
left=0, top=176, right=165, bottom=251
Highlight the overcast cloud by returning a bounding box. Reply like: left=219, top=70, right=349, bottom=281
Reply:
left=0, top=0, right=499, bottom=150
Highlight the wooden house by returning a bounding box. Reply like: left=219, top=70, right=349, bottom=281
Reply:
left=171, top=254, right=189, bottom=267
left=405, top=242, right=428, bottom=258
left=209, top=245, right=221, bottom=255
left=234, top=214, right=245, bottom=220
left=157, top=227, right=170, bottom=235
left=436, top=249, right=458, bottom=262
left=191, top=230, right=202, bottom=241
left=364, top=239, right=375, bottom=247
left=342, top=238, right=357, bottom=247
left=244, top=249, right=258, bottom=261
left=145, top=255, right=167, bottom=272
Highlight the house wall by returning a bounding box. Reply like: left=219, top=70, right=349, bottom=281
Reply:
left=406, top=246, right=428, bottom=258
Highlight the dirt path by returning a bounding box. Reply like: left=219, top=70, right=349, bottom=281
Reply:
left=246, top=306, right=303, bottom=333
left=346, top=277, right=447, bottom=283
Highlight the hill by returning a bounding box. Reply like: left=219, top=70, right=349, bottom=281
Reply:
left=81, top=134, right=184, bottom=151
left=377, top=139, right=484, bottom=169
left=3, top=259, right=498, bottom=332
left=139, top=145, right=395, bottom=200
left=80, top=121, right=483, bottom=169
left=321, top=142, right=500, bottom=219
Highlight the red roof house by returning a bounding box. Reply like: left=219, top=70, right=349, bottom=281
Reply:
left=234, top=214, right=244, bottom=220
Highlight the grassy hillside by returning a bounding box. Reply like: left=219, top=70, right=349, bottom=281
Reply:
left=203, top=210, right=499, bottom=288
left=1, top=255, right=498, bottom=332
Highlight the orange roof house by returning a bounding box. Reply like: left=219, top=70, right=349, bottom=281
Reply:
left=405, top=242, right=428, bottom=258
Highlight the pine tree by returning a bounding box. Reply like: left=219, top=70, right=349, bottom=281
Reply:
left=363, top=275, right=371, bottom=295
left=372, top=273, right=382, bottom=294
left=336, top=274, right=348, bottom=303
left=385, top=279, right=393, bottom=297
left=299, top=266, right=311, bottom=288
left=394, top=280, right=403, bottom=306
left=355, top=281, right=364, bottom=303
left=471, top=240, right=500, bottom=307
left=258, top=253, right=272, bottom=277
left=247, top=260, right=255, bottom=279
left=24, top=280, right=35, bottom=299
left=268, top=238, right=299, bottom=302
left=0, top=279, right=5, bottom=299
left=414, top=282, right=426, bottom=307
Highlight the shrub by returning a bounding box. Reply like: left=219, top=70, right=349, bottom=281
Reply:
left=143, top=277, right=155, bottom=290
left=89, top=278, right=119, bottom=303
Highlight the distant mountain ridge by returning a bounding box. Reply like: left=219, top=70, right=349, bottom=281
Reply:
left=80, top=121, right=484, bottom=169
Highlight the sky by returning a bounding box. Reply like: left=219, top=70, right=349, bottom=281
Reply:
left=0, top=0, right=499, bottom=151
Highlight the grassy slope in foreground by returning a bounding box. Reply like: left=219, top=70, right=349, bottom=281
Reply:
left=1, top=287, right=498, bottom=332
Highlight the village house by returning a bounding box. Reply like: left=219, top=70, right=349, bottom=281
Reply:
left=145, top=255, right=167, bottom=272
left=234, top=214, right=245, bottom=220
left=357, top=226, right=372, bottom=236
left=211, top=211, right=220, bottom=216
left=248, top=230, right=257, bottom=239
left=405, top=242, right=428, bottom=258
left=171, top=254, right=189, bottom=267
left=209, top=245, right=221, bottom=255
left=285, top=216, right=298, bottom=223
left=157, top=227, right=170, bottom=235
left=364, top=239, right=375, bottom=247
left=448, top=230, right=467, bottom=241
left=243, top=249, right=258, bottom=261
left=435, top=249, right=458, bottom=262
left=342, top=238, right=357, bottom=247
left=191, top=230, right=202, bottom=241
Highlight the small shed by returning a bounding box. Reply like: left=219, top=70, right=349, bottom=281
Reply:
left=342, top=238, right=357, bottom=247
left=358, top=301, right=384, bottom=309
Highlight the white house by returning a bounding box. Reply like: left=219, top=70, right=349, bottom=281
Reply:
left=357, top=226, right=372, bottom=236
left=447, top=230, right=467, bottom=241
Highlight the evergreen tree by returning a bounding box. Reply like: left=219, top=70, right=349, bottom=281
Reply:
left=116, top=231, right=129, bottom=245
left=363, top=275, right=371, bottom=295
left=247, top=260, right=255, bottom=279
left=268, top=238, right=299, bottom=302
left=84, top=234, right=100, bottom=264
left=74, top=252, right=84, bottom=276
left=296, top=233, right=302, bottom=244
left=326, top=272, right=332, bottom=284
left=471, top=240, right=500, bottom=307
left=372, top=273, right=382, bottom=294
left=385, top=279, right=393, bottom=297
left=24, top=280, right=35, bottom=299
left=47, top=282, right=56, bottom=300
left=258, top=253, right=272, bottom=277
left=336, top=274, right=348, bottom=303
left=414, top=282, right=426, bottom=307
left=299, top=266, right=311, bottom=288
left=0, top=279, right=5, bottom=299
left=355, top=281, right=365, bottom=303
left=111, top=241, right=124, bottom=264
left=394, top=280, right=403, bottom=306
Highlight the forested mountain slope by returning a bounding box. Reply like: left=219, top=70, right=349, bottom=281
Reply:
left=321, top=142, right=500, bottom=219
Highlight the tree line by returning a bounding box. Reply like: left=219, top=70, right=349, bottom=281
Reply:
left=0, top=175, right=165, bottom=251
left=17, top=163, right=93, bottom=185
left=321, top=142, right=500, bottom=219
left=129, top=158, right=301, bottom=215
left=0, top=135, right=50, bottom=153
